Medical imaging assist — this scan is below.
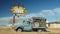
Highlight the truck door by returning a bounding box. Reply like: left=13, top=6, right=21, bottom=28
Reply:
left=23, top=21, right=32, bottom=31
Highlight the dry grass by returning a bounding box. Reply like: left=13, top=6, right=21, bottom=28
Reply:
left=0, top=26, right=60, bottom=34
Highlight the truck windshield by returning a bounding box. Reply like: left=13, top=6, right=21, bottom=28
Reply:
left=23, top=20, right=30, bottom=25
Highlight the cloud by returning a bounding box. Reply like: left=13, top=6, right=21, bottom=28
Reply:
left=53, top=8, right=60, bottom=13
left=0, top=7, right=60, bottom=23
left=46, top=21, right=50, bottom=23
left=25, top=8, right=60, bottom=18
left=0, top=17, right=12, bottom=21
left=40, top=10, right=55, bottom=16
left=25, top=8, right=60, bottom=21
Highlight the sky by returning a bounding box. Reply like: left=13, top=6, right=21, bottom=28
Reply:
left=0, top=0, right=60, bottom=25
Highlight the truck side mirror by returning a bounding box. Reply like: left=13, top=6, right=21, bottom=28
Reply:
left=23, top=20, right=25, bottom=23
left=27, top=21, right=30, bottom=24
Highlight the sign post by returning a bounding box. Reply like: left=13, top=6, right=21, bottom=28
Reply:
left=10, top=4, right=27, bottom=24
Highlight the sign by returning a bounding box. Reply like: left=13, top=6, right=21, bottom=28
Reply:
left=10, top=6, right=27, bottom=16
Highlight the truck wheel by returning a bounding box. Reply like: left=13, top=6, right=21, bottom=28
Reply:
left=37, top=30, right=41, bottom=32
left=41, top=28, right=47, bottom=32
left=16, top=28, right=23, bottom=32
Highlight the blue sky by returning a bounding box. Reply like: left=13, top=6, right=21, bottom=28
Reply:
left=0, top=0, right=60, bottom=25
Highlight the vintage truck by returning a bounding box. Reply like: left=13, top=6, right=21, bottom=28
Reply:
left=12, top=17, right=47, bottom=32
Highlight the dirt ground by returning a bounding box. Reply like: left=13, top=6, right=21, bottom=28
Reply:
left=0, top=26, right=60, bottom=34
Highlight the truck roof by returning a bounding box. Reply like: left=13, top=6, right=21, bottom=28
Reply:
left=32, top=17, right=46, bottom=20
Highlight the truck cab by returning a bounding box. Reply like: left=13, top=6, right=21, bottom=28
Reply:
left=12, top=20, right=32, bottom=32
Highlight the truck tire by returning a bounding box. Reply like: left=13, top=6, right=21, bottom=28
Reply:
left=37, top=30, right=41, bottom=32
left=41, top=28, right=47, bottom=32
left=16, top=27, right=23, bottom=32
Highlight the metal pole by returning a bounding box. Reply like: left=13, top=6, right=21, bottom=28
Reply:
left=13, top=14, right=16, bottom=25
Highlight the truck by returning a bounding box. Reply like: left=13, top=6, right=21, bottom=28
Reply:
left=12, top=17, right=47, bottom=32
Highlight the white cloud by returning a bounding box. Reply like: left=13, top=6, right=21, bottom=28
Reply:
left=40, top=10, right=55, bottom=16
left=46, top=21, right=50, bottom=23
left=53, top=8, right=60, bottom=13
left=0, top=7, right=60, bottom=22
left=0, top=17, right=12, bottom=21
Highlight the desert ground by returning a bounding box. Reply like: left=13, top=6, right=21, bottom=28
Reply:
left=0, top=26, right=60, bottom=34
